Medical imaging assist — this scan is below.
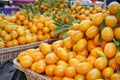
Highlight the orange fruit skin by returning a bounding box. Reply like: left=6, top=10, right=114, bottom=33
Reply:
left=104, top=42, right=116, bottom=58
left=73, top=39, right=87, bottom=52
left=45, top=65, right=56, bottom=76
left=63, top=37, right=74, bottom=49
left=57, top=60, right=69, bottom=68
left=0, top=42, right=5, bottom=49
left=49, top=23, right=56, bottom=31
left=114, top=27, right=120, bottom=39
left=65, top=66, right=76, bottom=78
left=45, top=52, right=58, bottom=65
left=18, top=37, right=26, bottom=45
left=52, top=76, right=62, bottom=80
left=86, top=26, right=99, bottom=39
left=75, top=55, right=87, bottom=63
left=101, top=27, right=114, bottom=42
left=105, top=15, right=117, bottom=28
left=102, top=67, right=114, bottom=78
left=78, top=20, right=92, bottom=32
left=77, top=48, right=89, bottom=57
left=92, top=13, right=104, bottom=26
left=70, top=30, right=84, bottom=43
left=62, top=77, right=74, bottom=80
left=87, top=56, right=96, bottom=66
left=39, top=43, right=52, bottom=55
left=6, top=41, right=13, bottom=47
left=68, top=51, right=76, bottom=59
left=30, top=26, right=38, bottom=34
left=51, top=40, right=64, bottom=51
left=76, top=62, right=93, bottom=75
left=108, top=58, right=119, bottom=70
left=10, top=31, right=18, bottom=39
left=68, top=58, right=80, bottom=67
left=71, top=24, right=79, bottom=30
left=108, top=2, right=120, bottom=15
left=20, top=55, right=33, bottom=68
left=54, top=65, right=66, bottom=77
left=94, top=34, right=100, bottom=46
left=94, top=57, right=107, bottom=70
left=87, top=40, right=96, bottom=52
left=90, top=47, right=103, bottom=58
left=86, top=68, right=101, bottom=80
left=31, top=52, right=44, bottom=62
left=3, top=34, right=11, bottom=41
left=36, top=23, right=44, bottom=30
left=100, top=40, right=107, bottom=49
left=31, top=62, right=37, bottom=71
left=115, top=52, right=120, bottom=65
left=45, top=21, right=51, bottom=27
left=35, top=59, right=46, bottom=73
left=56, top=47, right=69, bottom=61
left=74, top=74, right=85, bottom=80
left=42, top=27, right=50, bottom=34
left=110, top=73, right=120, bottom=80
left=18, top=51, right=28, bottom=61
left=25, top=35, right=33, bottom=44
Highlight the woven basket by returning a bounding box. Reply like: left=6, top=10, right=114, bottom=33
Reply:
left=0, top=38, right=59, bottom=64
left=13, top=58, right=51, bottom=80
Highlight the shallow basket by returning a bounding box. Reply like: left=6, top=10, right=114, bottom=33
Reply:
left=0, top=38, right=59, bottom=64
left=13, top=58, right=51, bottom=80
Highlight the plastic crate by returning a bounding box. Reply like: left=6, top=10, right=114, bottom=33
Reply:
left=12, top=0, right=35, bottom=5
left=3, top=7, right=19, bottom=15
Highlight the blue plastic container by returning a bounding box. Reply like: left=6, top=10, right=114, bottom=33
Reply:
left=3, top=7, right=19, bottom=15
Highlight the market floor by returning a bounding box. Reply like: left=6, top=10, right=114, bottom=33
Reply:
left=0, top=60, right=26, bottom=80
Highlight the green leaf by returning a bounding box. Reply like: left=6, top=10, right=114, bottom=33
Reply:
left=61, top=11, right=67, bottom=15
left=68, top=0, right=71, bottom=8
left=62, top=30, right=67, bottom=39
left=53, top=22, right=62, bottom=26
left=63, top=24, right=72, bottom=28
left=29, top=4, right=35, bottom=15
left=62, top=17, right=65, bottom=23
left=113, top=38, right=120, bottom=46
left=116, top=45, right=120, bottom=50
left=21, top=4, right=26, bottom=10
left=54, top=27, right=63, bottom=34
left=98, top=34, right=102, bottom=45
left=100, top=21, right=105, bottom=31
left=96, top=50, right=106, bottom=59
left=69, top=16, right=74, bottom=24
left=36, top=10, right=41, bottom=15
left=117, top=9, right=120, bottom=17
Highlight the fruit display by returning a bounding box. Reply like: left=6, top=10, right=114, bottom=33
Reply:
left=17, top=1, right=120, bottom=80
left=0, top=0, right=120, bottom=79
left=0, top=11, right=59, bottom=49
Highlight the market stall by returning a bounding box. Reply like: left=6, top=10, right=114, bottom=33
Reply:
left=0, top=0, right=120, bottom=80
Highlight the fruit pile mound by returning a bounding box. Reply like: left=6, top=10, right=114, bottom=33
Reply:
left=18, top=2, right=120, bottom=80
left=0, top=15, right=57, bottom=49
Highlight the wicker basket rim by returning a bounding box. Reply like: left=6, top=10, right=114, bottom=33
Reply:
left=13, top=58, right=51, bottom=80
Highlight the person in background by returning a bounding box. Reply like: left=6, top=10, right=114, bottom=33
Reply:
left=106, top=0, right=116, bottom=5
